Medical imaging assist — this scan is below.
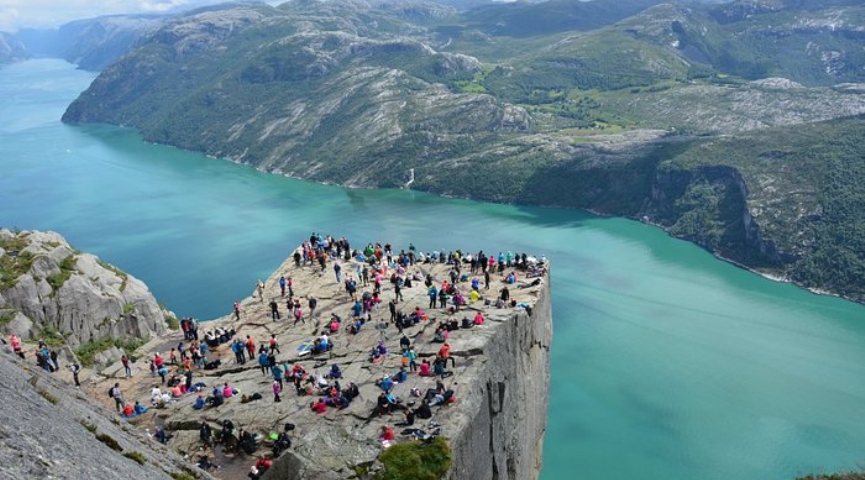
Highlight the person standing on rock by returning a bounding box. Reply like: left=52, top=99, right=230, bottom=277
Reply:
left=121, top=354, right=131, bottom=378
left=362, top=265, right=370, bottom=286
left=199, top=420, right=213, bottom=450
left=334, top=262, right=342, bottom=284
left=308, top=296, right=318, bottom=321
left=269, top=334, right=281, bottom=355
left=428, top=285, right=438, bottom=309
left=439, top=342, right=455, bottom=369
left=258, top=350, right=269, bottom=376
left=49, top=349, right=60, bottom=372
left=9, top=334, right=24, bottom=359
left=269, top=299, right=281, bottom=321
left=293, top=304, right=304, bottom=326
left=406, top=347, right=418, bottom=372
left=389, top=298, right=397, bottom=323
left=110, top=383, right=123, bottom=412
left=279, top=275, right=287, bottom=297
left=273, top=380, right=282, bottom=403
left=234, top=300, right=241, bottom=321
left=246, top=335, right=256, bottom=360
left=70, top=362, right=81, bottom=388
left=394, top=278, right=404, bottom=303
left=271, top=364, right=284, bottom=391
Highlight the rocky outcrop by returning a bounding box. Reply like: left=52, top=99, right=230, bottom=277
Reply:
left=0, top=229, right=169, bottom=350
left=0, top=348, right=213, bottom=480
left=79, top=242, right=551, bottom=480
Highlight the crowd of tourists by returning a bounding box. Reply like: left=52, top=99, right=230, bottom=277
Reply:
left=2, top=231, right=545, bottom=477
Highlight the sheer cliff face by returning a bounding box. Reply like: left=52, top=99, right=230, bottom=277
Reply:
left=257, top=273, right=553, bottom=480
left=0, top=229, right=168, bottom=349
left=445, top=274, right=552, bottom=480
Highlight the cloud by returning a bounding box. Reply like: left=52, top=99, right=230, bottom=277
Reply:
left=0, top=0, right=276, bottom=32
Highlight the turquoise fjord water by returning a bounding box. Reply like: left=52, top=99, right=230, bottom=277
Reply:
left=2, top=59, right=865, bottom=480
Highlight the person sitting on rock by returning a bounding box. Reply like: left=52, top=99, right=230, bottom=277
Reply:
left=342, top=382, right=360, bottom=402
left=372, top=392, right=393, bottom=418
left=418, top=359, right=432, bottom=377
left=193, top=394, right=206, bottom=410
left=414, top=400, right=432, bottom=420
left=432, top=326, right=447, bottom=343
left=222, top=382, right=234, bottom=399
left=134, top=401, right=148, bottom=415
left=376, top=374, right=394, bottom=393
left=255, top=457, right=272, bottom=475
left=391, top=366, right=408, bottom=384
left=325, top=364, right=342, bottom=379
left=329, top=315, right=341, bottom=333
left=207, top=387, right=225, bottom=408
left=122, top=403, right=135, bottom=417
left=196, top=455, right=218, bottom=471
left=272, top=431, right=291, bottom=457
left=310, top=398, right=327, bottom=414
left=154, top=426, right=171, bottom=444
left=379, top=425, right=396, bottom=442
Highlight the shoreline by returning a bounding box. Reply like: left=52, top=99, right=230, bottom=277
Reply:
left=137, top=131, right=862, bottom=307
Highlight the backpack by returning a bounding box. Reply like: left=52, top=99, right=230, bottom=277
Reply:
left=108, top=387, right=114, bottom=398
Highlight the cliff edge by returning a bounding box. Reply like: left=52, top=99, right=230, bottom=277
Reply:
left=80, top=238, right=552, bottom=479
left=0, top=229, right=170, bottom=359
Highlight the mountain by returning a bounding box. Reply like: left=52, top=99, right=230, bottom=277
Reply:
left=16, top=15, right=165, bottom=70
left=0, top=32, right=28, bottom=64
left=61, top=0, right=865, bottom=301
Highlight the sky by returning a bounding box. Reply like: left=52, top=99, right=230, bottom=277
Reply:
left=0, top=0, right=278, bottom=32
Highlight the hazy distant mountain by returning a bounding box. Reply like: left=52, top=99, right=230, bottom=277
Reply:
left=16, top=15, right=165, bottom=70
left=0, top=32, right=28, bottom=64
left=62, top=0, right=865, bottom=301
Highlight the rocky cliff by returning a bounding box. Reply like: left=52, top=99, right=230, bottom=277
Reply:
left=76, top=241, right=551, bottom=480
left=0, top=347, right=213, bottom=480
left=0, top=229, right=170, bottom=356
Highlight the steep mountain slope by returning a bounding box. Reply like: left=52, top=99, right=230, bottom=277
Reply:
left=16, top=15, right=165, bottom=70
left=0, top=349, right=208, bottom=480
left=60, top=0, right=865, bottom=300
left=0, top=229, right=171, bottom=362
left=0, top=32, right=28, bottom=64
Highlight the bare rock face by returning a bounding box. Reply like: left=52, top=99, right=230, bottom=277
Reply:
left=0, top=349, right=213, bottom=480
left=0, top=229, right=168, bottom=349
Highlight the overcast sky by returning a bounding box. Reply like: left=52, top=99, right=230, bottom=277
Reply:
left=0, top=0, right=277, bottom=32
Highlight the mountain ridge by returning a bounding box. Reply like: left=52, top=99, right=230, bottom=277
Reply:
left=60, top=0, right=865, bottom=301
